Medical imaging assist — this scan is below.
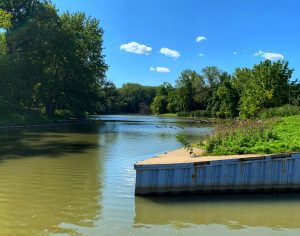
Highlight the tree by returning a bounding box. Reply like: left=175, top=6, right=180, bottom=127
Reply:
left=151, top=95, right=167, bottom=114
left=0, top=0, right=41, bottom=29
left=176, top=70, right=201, bottom=111
left=59, top=12, right=108, bottom=117
left=239, top=60, right=293, bottom=118
left=167, top=90, right=180, bottom=113
left=201, top=66, right=221, bottom=88
left=118, top=83, right=157, bottom=113
left=0, top=0, right=108, bottom=119
left=210, top=73, right=239, bottom=118
left=233, top=67, right=252, bottom=95
left=290, top=79, right=300, bottom=106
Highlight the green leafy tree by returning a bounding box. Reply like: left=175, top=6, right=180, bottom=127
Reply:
left=176, top=70, right=201, bottom=111
left=151, top=95, right=167, bottom=114
left=59, top=12, right=108, bottom=117
left=166, top=90, right=180, bottom=113
left=118, top=83, right=157, bottom=113
left=239, top=60, right=293, bottom=118
left=211, top=73, right=239, bottom=118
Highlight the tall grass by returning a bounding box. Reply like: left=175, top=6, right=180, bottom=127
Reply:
left=198, top=116, right=300, bottom=155
left=258, top=105, right=300, bottom=119
left=199, top=119, right=280, bottom=155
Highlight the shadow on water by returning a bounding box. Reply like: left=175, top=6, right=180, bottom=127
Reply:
left=134, top=193, right=300, bottom=229
left=0, top=123, right=101, bottom=161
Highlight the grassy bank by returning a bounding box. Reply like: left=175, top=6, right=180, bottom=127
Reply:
left=196, top=115, right=300, bottom=155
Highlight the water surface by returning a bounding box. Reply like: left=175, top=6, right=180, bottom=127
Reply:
left=0, top=115, right=299, bottom=235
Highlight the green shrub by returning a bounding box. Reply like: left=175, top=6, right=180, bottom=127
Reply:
left=199, top=119, right=279, bottom=155
left=258, top=105, right=300, bottom=119
left=199, top=116, right=300, bottom=155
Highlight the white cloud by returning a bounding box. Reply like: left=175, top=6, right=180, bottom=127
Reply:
left=120, top=42, right=152, bottom=55
left=199, top=53, right=204, bottom=57
left=254, top=50, right=284, bottom=61
left=159, top=48, right=180, bottom=59
left=196, top=36, right=207, bottom=42
left=150, top=66, right=170, bottom=73
left=233, top=51, right=237, bottom=55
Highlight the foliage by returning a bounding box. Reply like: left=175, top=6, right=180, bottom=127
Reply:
left=118, top=83, right=157, bottom=113
left=176, top=70, right=199, bottom=111
left=0, top=0, right=298, bottom=122
left=239, top=60, right=293, bottom=118
left=151, top=95, right=167, bottom=114
left=258, top=105, right=300, bottom=119
left=208, top=72, right=239, bottom=118
left=0, top=9, right=12, bottom=29
left=199, top=116, right=300, bottom=155
left=0, top=0, right=108, bottom=121
left=290, top=79, right=300, bottom=106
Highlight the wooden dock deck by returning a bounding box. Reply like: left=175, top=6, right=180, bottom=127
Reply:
left=134, top=148, right=300, bottom=195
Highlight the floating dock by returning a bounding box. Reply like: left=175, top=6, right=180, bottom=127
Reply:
left=134, top=148, right=300, bottom=195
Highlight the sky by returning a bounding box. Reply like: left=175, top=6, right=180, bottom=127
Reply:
left=52, top=0, right=300, bottom=87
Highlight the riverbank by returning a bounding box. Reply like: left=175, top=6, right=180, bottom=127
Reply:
left=197, top=115, right=300, bottom=155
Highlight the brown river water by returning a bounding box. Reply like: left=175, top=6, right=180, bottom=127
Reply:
left=0, top=115, right=300, bottom=236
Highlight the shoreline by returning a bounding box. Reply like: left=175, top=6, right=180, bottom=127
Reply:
left=0, top=119, right=91, bottom=130
left=0, top=114, right=216, bottom=130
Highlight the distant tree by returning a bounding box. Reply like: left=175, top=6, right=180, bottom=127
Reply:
left=201, top=66, right=221, bottom=88
left=166, top=90, right=180, bottom=113
left=239, top=60, right=293, bottom=118
left=210, top=73, right=239, bottom=118
left=150, top=82, right=174, bottom=114
left=233, top=67, right=252, bottom=95
left=151, top=95, right=167, bottom=114
left=118, top=83, right=157, bottom=113
left=99, top=80, right=120, bottom=114
left=176, top=70, right=201, bottom=111
left=290, top=79, right=300, bottom=106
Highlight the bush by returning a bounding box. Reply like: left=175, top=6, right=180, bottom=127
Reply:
left=258, top=105, right=300, bottom=119
left=199, top=119, right=279, bottom=155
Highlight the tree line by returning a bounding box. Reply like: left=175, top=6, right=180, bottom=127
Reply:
left=151, top=62, right=300, bottom=118
left=92, top=61, right=300, bottom=119
left=0, top=0, right=299, bottom=123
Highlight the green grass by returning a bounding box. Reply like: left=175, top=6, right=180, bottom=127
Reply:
left=197, top=115, right=300, bottom=155
left=156, top=113, right=177, bottom=117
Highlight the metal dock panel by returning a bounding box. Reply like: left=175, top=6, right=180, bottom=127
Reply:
left=135, top=153, right=300, bottom=195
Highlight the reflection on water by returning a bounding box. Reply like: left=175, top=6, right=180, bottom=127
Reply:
left=0, top=125, right=103, bottom=235
left=135, top=194, right=300, bottom=230
left=0, top=115, right=300, bottom=236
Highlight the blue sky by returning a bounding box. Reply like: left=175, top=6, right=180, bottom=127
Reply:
left=52, top=0, right=300, bottom=87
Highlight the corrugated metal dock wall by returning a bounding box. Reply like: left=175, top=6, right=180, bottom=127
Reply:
left=134, top=153, right=300, bottom=195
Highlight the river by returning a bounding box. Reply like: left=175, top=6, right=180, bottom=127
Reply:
left=0, top=115, right=299, bottom=236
